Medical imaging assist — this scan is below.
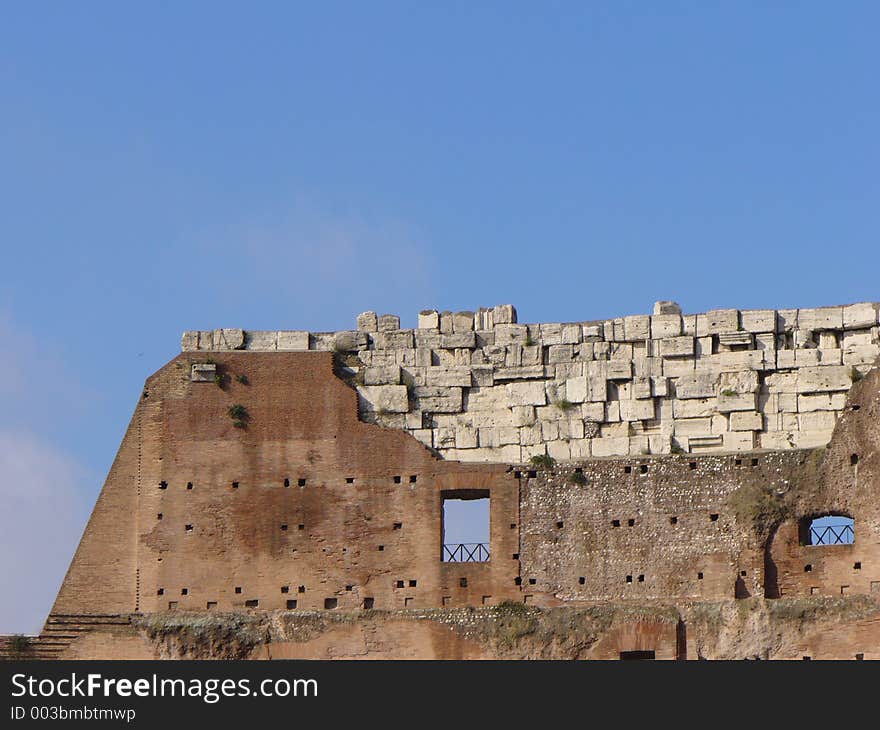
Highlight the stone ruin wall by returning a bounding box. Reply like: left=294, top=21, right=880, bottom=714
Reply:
left=182, top=300, right=880, bottom=463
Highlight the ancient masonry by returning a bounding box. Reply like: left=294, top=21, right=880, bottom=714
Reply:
left=4, top=300, right=880, bottom=661
left=183, top=301, right=880, bottom=460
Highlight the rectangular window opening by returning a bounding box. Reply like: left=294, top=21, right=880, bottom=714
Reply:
left=441, top=489, right=490, bottom=563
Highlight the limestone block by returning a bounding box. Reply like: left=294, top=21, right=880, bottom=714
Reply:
left=581, top=402, right=605, bottom=422
left=425, top=367, right=471, bottom=387
left=475, top=308, right=494, bottom=330
left=440, top=332, right=476, bottom=349
left=547, top=440, right=572, bottom=460
left=244, top=331, right=278, bottom=350
left=695, top=336, right=713, bottom=357
left=843, top=344, right=880, bottom=366
left=475, top=331, right=495, bottom=348
left=412, top=386, right=462, bottom=413
left=334, top=330, right=368, bottom=352
left=378, top=314, right=401, bottom=332
left=818, top=348, right=842, bottom=365
left=561, top=324, right=582, bottom=344
left=718, top=370, right=759, bottom=394
left=495, top=324, right=529, bottom=346
left=717, top=392, right=757, bottom=412
left=190, top=363, right=216, bottom=382
left=492, top=304, right=517, bottom=325
left=415, top=332, right=442, bottom=350
left=604, top=402, right=621, bottom=423
left=761, top=431, right=795, bottom=450
left=181, top=331, right=200, bottom=351
left=682, top=315, right=697, bottom=336
left=357, top=385, right=409, bottom=413
left=842, top=330, right=873, bottom=348
left=740, top=310, right=777, bottom=333
left=758, top=393, right=778, bottom=413
left=273, top=331, right=308, bottom=351
left=412, top=429, right=434, bottom=448
left=519, top=424, right=543, bottom=446
left=548, top=344, right=573, bottom=363
left=521, top=345, right=542, bottom=366
left=540, top=420, right=559, bottom=441
left=754, top=333, right=776, bottom=351
left=554, top=363, right=583, bottom=380
left=798, top=307, right=843, bottom=331
left=778, top=393, right=798, bottom=412
left=628, top=436, right=650, bottom=456
left=452, top=311, right=475, bottom=333
left=364, top=365, right=401, bottom=385
left=418, top=310, right=440, bottom=330
left=648, top=434, right=671, bottom=454
left=723, top=432, right=755, bottom=451
left=711, top=414, right=729, bottom=434
left=619, top=399, right=656, bottom=422
left=373, top=330, right=414, bottom=350
left=651, top=376, right=668, bottom=397
left=210, top=328, right=243, bottom=350
left=632, top=377, right=652, bottom=399
left=843, top=302, right=878, bottom=330
left=716, top=351, right=765, bottom=371
left=796, top=365, right=853, bottom=393
left=470, top=366, right=494, bottom=387
left=624, top=315, right=651, bottom=341
left=660, top=335, right=694, bottom=358
left=651, top=314, right=682, bottom=339
left=717, top=331, right=753, bottom=349
left=663, top=358, right=696, bottom=376
left=538, top=323, right=563, bottom=345
left=703, top=309, right=740, bottom=335
left=505, top=381, right=547, bottom=407
left=676, top=372, right=717, bottom=399
left=495, top=365, right=545, bottom=381
left=439, top=312, right=454, bottom=334
left=794, top=430, right=834, bottom=448
left=794, top=349, right=821, bottom=367
left=775, top=349, right=796, bottom=368
left=729, top=411, right=762, bottom=431
left=653, top=301, right=681, bottom=315
left=511, top=406, right=536, bottom=427
left=777, top=309, right=798, bottom=332
left=357, top=311, right=378, bottom=332
left=609, top=343, right=633, bottom=361
left=798, top=411, right=837, bottom=431
left=606, top=359, right=632, bottom=380
left=565, top=376, right=589, bottom=403
left=582, top=323, right=604, bottom=340
left=559, top=417, right=585, bottom=440
left=673, top=417, right=713, bottom=436
left=591, top=436, right=631, bottom=457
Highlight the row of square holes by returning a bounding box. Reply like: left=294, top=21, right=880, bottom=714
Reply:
left=162, top=520, right=405, bottom=535
left=515, top=458, right=761, bottom=480
left=805, top=562, right=862, bottom=572
left=158, top=476, right=419, bottom=490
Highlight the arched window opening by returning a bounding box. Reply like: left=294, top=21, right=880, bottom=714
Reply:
left=800, top=515, right=854, bottom=546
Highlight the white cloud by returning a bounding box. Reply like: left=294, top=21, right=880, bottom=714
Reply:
left=0, top=429, right=91, bottom=633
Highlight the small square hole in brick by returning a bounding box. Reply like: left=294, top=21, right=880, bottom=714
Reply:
left=514, top=470, right=522, bottom=478
left=854, top=562, right=862, bottom=570
left=378, top=545, right=384, bottom=551
left=206, top=601, right=217, bottom=609
left=396, top=580, right=404, bottom=588
left=637, top=574, right=644, bottom=582
left=528, top=578, right=536, bottom=585
left=512, top=553, right=519, bottom=560
left=168, top=601, right=178, bottom=609
left=855, top=653, right=864, bottom=660
left=159, top=480, right=167, bottom=490
left=298, top=478, right=306, bottom=486
left=670, top=516, right=678, bottom=525
left=689, top=462, right=697, bottom=470
left=281, top=524, right=288, bottom=531
left=751, top=458, right=759, bottom=466
left=181, top=588, right=188, bottom=595
left=804, top=564, right=812, bottom=572
left=734, top=458, right=742, bottom=466
left=287, top=600, right=298, bottom=609
left=281, top=586, right=289, bottom=594
left=185, top=524, right=193, bottom=532
left=851, top=453, right=859, bottom=466
left=345, top=585, right=353, bottom=591
left=186, top=482, right=193, bottom=490
left=574, top=467, right=583, bottom=474
left=235, top=586, right=242, bottom=594
left=514, top=577, right=522, bottom=585
left=157, top=513, right=163, bottom=520
left=245, top=599, right=259, bottom=608
left=579, top=576, right=586, bottom=585
left=232, top=481, right=239, bottom=489
left=624, top=466, right=632, bottom=474
left=556, top=521, right=564, bottom=529
left=459, top=578, right=468, bottom=588
left=627, top=518, right=635, bottom=527
left=346, top=477, right=355, bottom=484
left=510, top=523, right=516, bottom=529
left=528, top=470, right=537, bottom=478
left=612, top=519, right=620, bottom=527
left=283, top=478, right=290, bottom=487
left=298, top=524, right=305, bottom=530
left=710, top=513, right=719, bottom=522
left=393, top=522, right=402, bottom=530
left=640, top=464, right=648, bottom=474
left=409, top=475, right=417, bottom=483
left=393, top=475, right=402, bottom=484
left=741, top=570, right=747, bottom=577
left=324, top=598, right=337, bottom=609
left=404, top=597, right=414, bottom=606
left=363, top=597, right=374, bottom=609
left=157, top=588, right=164, bottom=596
left=697, top=572, right=704, bottom=580
left=409, top=579, right=417, bottom=587
left=298, top=585, right=306, bottom=593
left=625, top=575, right=633, bottom=583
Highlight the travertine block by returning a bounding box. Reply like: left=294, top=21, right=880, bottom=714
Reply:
left=364, top=365, right=401, bottom=385
left=492, top=304, right=517, bottom=325
left=776, top=309, right=797, bottom=331
left=663, top=358, right=696, bottom=376
left=673, top=417, right=713, bottom=436
left=794, top=429, right=834, bottom=448
left=760, top=431, right=795, bottom=450
left=798, top=411, right=837, bottom=431
left=548, top=344, right=573, bottom=363
left=740, top=310, right=776, bottom=333
left=843, top=344, right=880, bottom=366
left=412, top=386, right=462, bottom=412
left=561, top=324, right=582, bottom=344
left=505, top=381, right=547, bottom=407
left=723, top=431, right=755, bottom=451
left=439, top=311, right=454, bottom=334
left=471, top=366, right=494, bottom=387
left=276, top=331, right=310, bottom=351
left=455, top=426, right=478, bottom=449
left=729, top=411, right=763, bottom=431
left=619, top=399, right=656, bottom=422
left=716, top=351, right=764, bottom=371
left=718, top=369, right=759, bottom=394
left=653, top=300, right=681, bottom=315
left=190, top=363, right=216, bottom=382
left=775, top=349, right=796, bottom=368
left=817, top=348, right=842, bottom=365
left=245, top=331, right=278, bottom=350
left=565, top=376, right=588, bottom=403
left=495, top=365, right=545, bottom=381
left=495, top=324, right=529, bottom=346
left=675, top=373, right=716, bottom=399
left=702, top=309, right=740, bottom=335
left=660, top=336, right=694, bottom=358
left=673, top=398, right=716, bottom=418
left=796, top=365, right=853, bottom=393
left=357, top=385, right=409, bottom=413
left=181, top=331, right=200, bottom=351
left=373, top=330, right=414, bottom=349
left=843, top=302, right=878, bottom=330
left=582, top=323, right=604, bottom=340
left=424, top=367, right=471, bottom=387
left=624, top=315, right=651, bottom=341
left=418, top=310, right=439, bottom=330
left=581, top=402, right=605, bottom=422
left=794, top=349, right=821, bottom=366
left=716, top=392, right=757, bottom=412
left=606, top=360, right=632, bottom=380
left=778, top=393, right=798, bottom=412
left=651, top=376, right=669, bottom=397
left=651, top=314, right=682, bottom=339
left=512, top=406, right=536, bottom=427
left=591, top=436, right=631, bottom=457
left=440, top=332, right=476, bottom=349
left=452, top=311, right=475, bottom=333
left=213, top=328, right=246, bottom=350
left=798, top=307, right=843, bottom=331
left=378, top=314, right=401, bottom=331
left=357, top=311, right=378, bottom=332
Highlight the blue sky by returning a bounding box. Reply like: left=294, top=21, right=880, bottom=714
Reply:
left=1, top=2, right=877, bottom=632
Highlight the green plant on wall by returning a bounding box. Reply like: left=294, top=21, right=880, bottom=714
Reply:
left=236, top=374, right=249, bottom=385
left=529, top=454, right=556, bottom=469
left=228, top=404, right=249, bottom=429
left=553, top=399, right=575, bottom=412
